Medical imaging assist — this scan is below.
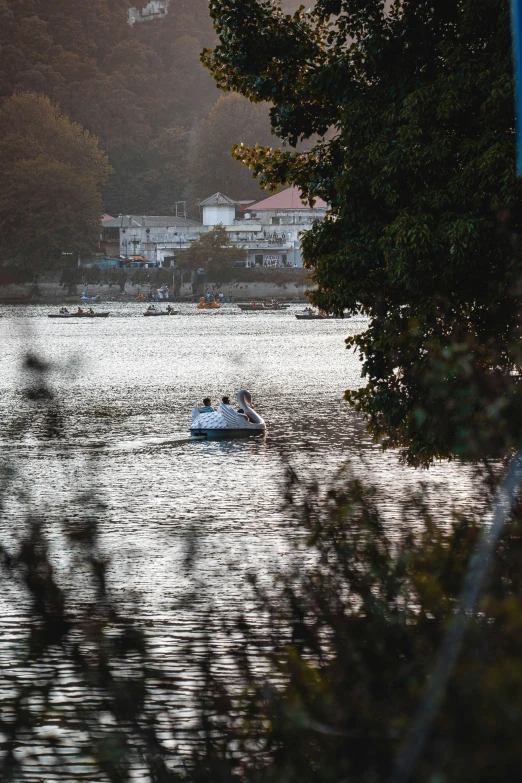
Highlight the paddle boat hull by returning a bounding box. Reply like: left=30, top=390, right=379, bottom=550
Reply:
left=191, top=428, right=265, bottom=440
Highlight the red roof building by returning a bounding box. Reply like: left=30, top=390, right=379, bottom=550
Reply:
left=248, top=187, right=327, bottom=211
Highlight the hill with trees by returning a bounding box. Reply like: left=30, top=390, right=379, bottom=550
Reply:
left=0, top=0, right=277, bottom=219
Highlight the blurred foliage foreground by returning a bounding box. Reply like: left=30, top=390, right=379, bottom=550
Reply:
left=2, top=357, right=522, bottom=782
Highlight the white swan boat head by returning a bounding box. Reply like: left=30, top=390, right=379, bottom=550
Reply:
left=191, top=390, right=266, bottom=438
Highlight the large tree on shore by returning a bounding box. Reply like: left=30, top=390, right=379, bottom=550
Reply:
left=176, top=225, right=245, bottom=278
left=0, top=93, right=111, bottom=268
left=203, top=0, right=522, bottom=466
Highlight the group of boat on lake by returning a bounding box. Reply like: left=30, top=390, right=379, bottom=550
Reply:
left=48, top=301, right=343, bottom=319
left=48, top=307, right=109, bottom=319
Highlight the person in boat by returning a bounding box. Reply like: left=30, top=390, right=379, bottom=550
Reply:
left=88, top=308, right=95, bottom=315
left=59, top=307, right=69, bottom=314
left=147, top=304, right=156, bottom=311
left=199, top=397, right=214, bottom=413
left=251, top=300, right=256, bottom=308
left=77, top=307, right=84, bottom=314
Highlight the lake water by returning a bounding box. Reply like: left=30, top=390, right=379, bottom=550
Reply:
left=0, top=301, right=475, bottom=779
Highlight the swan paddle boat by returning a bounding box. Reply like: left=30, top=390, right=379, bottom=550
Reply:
left=191, top=390, right=266, bottom=439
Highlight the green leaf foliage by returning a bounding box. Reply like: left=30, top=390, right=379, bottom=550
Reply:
left=203, top=0, right=522, bottom=465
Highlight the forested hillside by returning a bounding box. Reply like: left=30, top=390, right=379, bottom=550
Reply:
left=0, top=0, right=282, bottom=217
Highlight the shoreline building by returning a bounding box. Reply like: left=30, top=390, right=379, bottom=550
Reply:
left=99, top=215, right=201, bottom=266
left=98, top=187, right=328, bottom=268
left=228, top=188, right=328, bottom=268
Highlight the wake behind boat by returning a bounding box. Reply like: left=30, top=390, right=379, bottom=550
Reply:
left=191, top=390, right=266, bottom=439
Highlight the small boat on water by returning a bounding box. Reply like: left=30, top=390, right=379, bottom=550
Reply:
left=295, top=307, right=342, bottom=320
left=80, top=291, right=102, bottom=303
left=143, top=307, right=180, bottom=316
left=191, top=390, right=266, bottom=439
left=48, top=312, right=109, bottom=318
left=197, top=297, right=220, bottom=309
left=238, top=302, right=289, bottom=311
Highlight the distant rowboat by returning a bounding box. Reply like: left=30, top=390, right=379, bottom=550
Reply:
left=143, top=310, right=180, bottom=316
left=48, top=312, right=110, bottom=318
left=237, top=303, right=290, bottom=311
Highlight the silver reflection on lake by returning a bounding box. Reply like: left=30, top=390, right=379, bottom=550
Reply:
left=0, top=301, right=474, bottom=780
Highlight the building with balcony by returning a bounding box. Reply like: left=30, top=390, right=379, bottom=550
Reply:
left=100, top=214, right=201, bottom=266
left=231, top=187, right=328, bottom=267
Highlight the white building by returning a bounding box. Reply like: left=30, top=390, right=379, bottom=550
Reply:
left=100, top=188, right=328, bottom=268
left=101, top=215, right=201, bottom=266
left=128, top=0, right=169, bottom=25
left=200, top=193, right=237, bottom=227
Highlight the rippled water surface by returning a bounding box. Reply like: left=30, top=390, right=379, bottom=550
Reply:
left=0, top=301, right=474, bottom=778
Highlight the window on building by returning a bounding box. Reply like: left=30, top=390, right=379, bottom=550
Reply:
left=255, top=254, right=263, bottom=266
left=282, top=254, right=288, bottom=266
left=271, top=217, right=280, bottom=225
